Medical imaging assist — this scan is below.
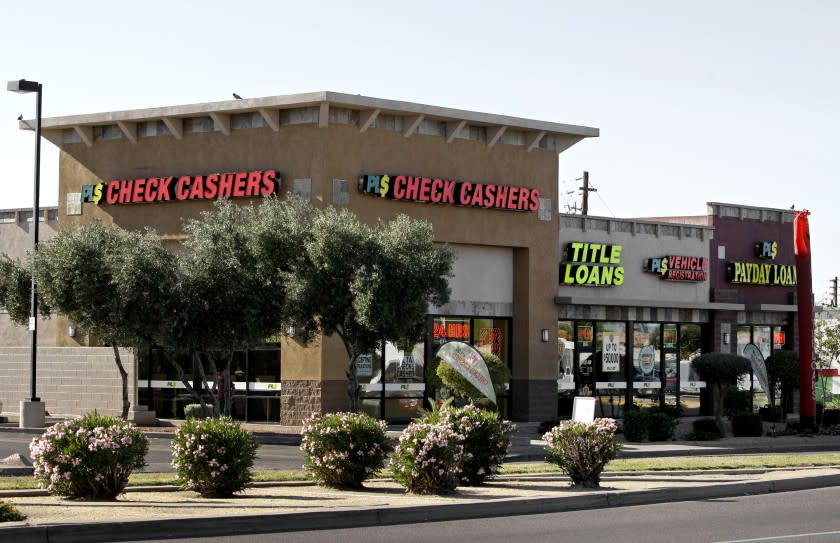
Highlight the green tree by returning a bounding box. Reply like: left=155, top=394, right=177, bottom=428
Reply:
left=814, top=319, right=840, bottom=403
left=0, top=254, right=48, bottom=324
left=33, top=222, right=177, bottom=419
left=165, top=199, right=291, bottom=416
left=691, top=352, right=751, bottom=434
left=765, top=350, right=799, bottom=418
left=282, top=205, right=453, bottom=412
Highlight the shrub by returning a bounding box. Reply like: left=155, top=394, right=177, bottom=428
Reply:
left=822, top=408, right=840, bottom=427
left=171, top=416, right=257, bottom=497
left=29, top=411, right=148, bottom=499
left=647, top=412, right=676, bottom=441
left=300, top=412, right=391, bottom=489
left=390, top=420, right=465, bottom=494
left=723, top=389, right=752, bottom=417
left=183, top=403, right=212, bottom=419
left=425, top=404, right=514, bottom=485
left=687, top=418, right=722, bottom=441
left=731, top=412, right=763, bottom=437
left=543, top=418, right=621, bottom=488
left=0, top=500, right=25, bottom=522
left=436, top=352, right=511, bottom=403
left=691, top=353, right=751, bottom=432
left=621, top=409, right=649, bottom=442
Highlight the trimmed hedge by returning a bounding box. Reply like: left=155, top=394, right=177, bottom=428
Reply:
left=688, top=418, right=722, bottom=441
left=731, top=412, right=763, bottom=437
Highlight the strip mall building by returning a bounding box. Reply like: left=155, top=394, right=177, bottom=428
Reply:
left=0, top=92, right=800, bottom=424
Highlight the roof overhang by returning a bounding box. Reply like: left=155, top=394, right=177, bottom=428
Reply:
left=18, top=90, right=599, bottom=151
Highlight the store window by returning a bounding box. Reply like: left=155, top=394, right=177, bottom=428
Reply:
left=383, top=341, right=425, bottom=421
left=679, top=324, right=703, bottom=416
left=138, top=347, right=279, bottom=422
left=632, top=323, right=661, bottom=408
left=427, top=315, right=511, bottom=417
left=576, top=321, right=596, bottom=395
left=595, top=322, right=627, bottom=418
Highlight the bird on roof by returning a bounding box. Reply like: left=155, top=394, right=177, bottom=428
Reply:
left=17, top=114, right=23, bottom=120
left=233, top=93, right=243, bottom=100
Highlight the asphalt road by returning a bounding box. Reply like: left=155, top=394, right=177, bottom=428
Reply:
left=0, top=432, right=306, bottom=472
left=128, top=486, right=840, bottom=543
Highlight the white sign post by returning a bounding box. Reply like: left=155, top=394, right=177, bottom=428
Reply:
left=572, top=396, right=596, bottom=424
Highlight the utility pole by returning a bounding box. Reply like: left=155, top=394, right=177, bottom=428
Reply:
left=831, top=276, right=838, bottom=307
left=579, top=171, right=597, bottom=215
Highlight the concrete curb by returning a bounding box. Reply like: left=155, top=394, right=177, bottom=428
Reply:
left=3, top=473, right=840, bottom=543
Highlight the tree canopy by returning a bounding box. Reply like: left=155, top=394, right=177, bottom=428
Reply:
left=33, top=222, right=178, bottom=418
left=2, top=197, right=454, bottom=417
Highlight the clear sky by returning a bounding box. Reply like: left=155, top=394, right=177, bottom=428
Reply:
left=2, top=1, right=837, bottom=302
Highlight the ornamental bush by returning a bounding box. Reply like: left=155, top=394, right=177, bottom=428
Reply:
left=425, top=404, right=514, bottom=485
left=0, top=500, right=26, bottom=522
left=300, top=412, right=391, bottom=489
left=29, top=411, right=148, bottom=499
left=543, top=418, right=621, bottom=488
left=390, top=420, right=465, bottom=494
left=171, top=416, right=257, bottom=497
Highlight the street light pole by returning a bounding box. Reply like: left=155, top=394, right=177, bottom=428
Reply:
left=7, top=78, right=45, bottom=428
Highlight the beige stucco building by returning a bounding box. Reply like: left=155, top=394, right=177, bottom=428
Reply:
left=2, top=91, right=598, bottom=424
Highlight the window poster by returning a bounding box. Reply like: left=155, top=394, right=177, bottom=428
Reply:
left=663, top=324, right=678, bottom=349
left=603, top=334, right=621, bottom=372
left=578, top=323, right=594, bottom=349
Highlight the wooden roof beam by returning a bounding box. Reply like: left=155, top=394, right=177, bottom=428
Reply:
left=486, top=125, right=507, bottom=148
left=359, top=109, right=380, bottom=133
left=259, top=108, right=280, bottom=132
left=209, top=112, right=230, bottom=135
left=403, top=115, right=424, bottom=138
left=446, top=120, right=466, bottom=143
left=161, top=117, right=183, bottom=140
left=116, top=121, right=137, bottom=143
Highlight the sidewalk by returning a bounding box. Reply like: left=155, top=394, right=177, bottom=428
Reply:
left=3, top=419, right=840, bottom=542
left=2, top=468, right=840, bottom=543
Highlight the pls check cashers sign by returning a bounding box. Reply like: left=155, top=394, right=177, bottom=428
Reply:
left=80, top=169, right=281, bottom=205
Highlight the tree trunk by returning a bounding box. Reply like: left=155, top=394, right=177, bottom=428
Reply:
left=111, top=344, right=131, bottom=420
left=347, top=352, right=359, bottom=413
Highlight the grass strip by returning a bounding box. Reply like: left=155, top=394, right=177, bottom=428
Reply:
left=2, top=453, right=839, bottom=491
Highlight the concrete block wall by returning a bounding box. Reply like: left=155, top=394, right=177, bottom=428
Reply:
left=0, top=347, right=136, bottom=418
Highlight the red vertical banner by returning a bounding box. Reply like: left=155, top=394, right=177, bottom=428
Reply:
left=794, top=210, right=816, bottom=427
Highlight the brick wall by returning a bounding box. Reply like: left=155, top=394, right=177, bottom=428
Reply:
left=0, top=347, right=136, bottom=418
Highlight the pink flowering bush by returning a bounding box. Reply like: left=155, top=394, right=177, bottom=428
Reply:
left=543, top=418, right=621, bottom=488
left=426, top=404, right=514, bottom=485
left=300, top=412, right=391, bottom=489
left=390, top=420, right=465, bottom=494
left=171, top=416, right=257, bottom=497
left=29, top=411, right=148, bottom=499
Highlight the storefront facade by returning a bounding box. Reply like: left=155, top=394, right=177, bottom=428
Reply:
left=16, top=91, right=598, bottom=423
left=554, top=203, right=799, bottom=418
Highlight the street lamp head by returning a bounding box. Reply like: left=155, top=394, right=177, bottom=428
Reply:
left=7, top=79, right=41, bottom=93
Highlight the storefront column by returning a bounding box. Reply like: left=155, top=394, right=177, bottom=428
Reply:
left=510, top=247, right=558, bottom=422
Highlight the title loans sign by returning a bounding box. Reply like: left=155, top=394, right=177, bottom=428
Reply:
left=358, top=174, right=541, bottom=212
left=80, top=169, right=281, bottom=205
left=560, top=242, right=624, bottom=286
